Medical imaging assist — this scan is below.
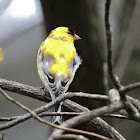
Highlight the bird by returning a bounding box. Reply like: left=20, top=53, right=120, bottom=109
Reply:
left=37, top=27, right=81, bottom=124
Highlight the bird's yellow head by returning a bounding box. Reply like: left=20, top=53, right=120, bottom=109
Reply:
left=49, top=27, right=81, bottom=41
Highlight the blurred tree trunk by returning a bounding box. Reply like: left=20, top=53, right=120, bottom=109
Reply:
left=40, top=0, right=105, bottom=138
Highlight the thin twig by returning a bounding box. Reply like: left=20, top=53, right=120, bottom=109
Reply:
left=105, top=0, right=123, bottom=90
left=67, top=92, right=108, bottom=101
left=0, top=112, right=83, bottom=121
left=2, top=111, right=140, bottom=124
left=39, top=112, right=83, bottom=117
left=121, top=82, right=140, bottom=94
left=127, top=96, right=140, bottom=111
left=104, top=114, right=140, bottom=123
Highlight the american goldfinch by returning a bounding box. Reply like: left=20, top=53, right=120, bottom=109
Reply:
left=37, top=27, right=81, bottom=123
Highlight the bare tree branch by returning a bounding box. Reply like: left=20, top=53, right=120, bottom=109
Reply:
left=2, top=110, right=140, bottom=124
left=108, top=89, right=120, bottom=103
left=0, top=78, right=50, bottom=102
left=104, top=0, right=140, bottom=96
left=0, top=86, right=125, bottom=139
left=0, top=78, right=140, bottom=139
left=108, top=89, right=139, bottom=118
left=63, top=99, right=127, bottom=139
left=105, top=0, right=140, bottom=103
left=0, top=112, right=83, bottom=122
left=0, top=116, right=18, bottom=121
left=104, top=114, right=140, bottom=123
left=0, top=88, right=111, bottom=140
left=105, top=0, right=123, bottom=90
left=104, top=0, right=140, bottom=118
left=0, top=88, right=74, bottom=131
left=0, top=89, right=86, bottom=131
left=121, top=82, right=140, bottom=94
left=1, top=78, right=140, bottom=106
left=0, top=78, right=109, bottom=102
left=67, top=92, right=108, bottom=101
left=127, top=96, right=140, bottom=111
left=49, top=102, right=125, bottom=140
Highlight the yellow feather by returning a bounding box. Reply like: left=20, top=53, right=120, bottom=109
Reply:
left=41, top=27, right=76, bottom=76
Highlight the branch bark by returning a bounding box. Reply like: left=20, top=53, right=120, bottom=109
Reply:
left=0, top=78, right=126, bottom=139
left=105, top=0, right=122, bottom=90
left=49, top=102, right=125, bottom=140
left=0, top=78, right=50, bottom=102
left=0, top=88, right=112, bottom=140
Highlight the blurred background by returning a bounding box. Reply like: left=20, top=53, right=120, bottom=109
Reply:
left=0, top=0, right=140, bottom=139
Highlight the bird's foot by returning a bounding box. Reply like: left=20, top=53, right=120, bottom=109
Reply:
left=39, top=85, right=45, bottom=90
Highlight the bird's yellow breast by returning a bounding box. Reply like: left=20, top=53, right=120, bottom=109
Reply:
left=41, top=36, right=76, bottom=76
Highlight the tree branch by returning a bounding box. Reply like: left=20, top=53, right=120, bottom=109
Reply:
left=0, top=78, right=140, bottom=139
left=0, top=112, right=83, bottom=121
left=105, top=0, right=123, bottom=90
left=0, top=88, right=111, bottom=140
left=0, top=78, right=108, bottom=102
left=104, top=0, right=140, bottom=117
left=121, top=82, right=140, bottom=94
left=1, top=78, right=139, bottom=107
left=0, top=78, right=50, bottom=102
left=104, top=114, right=140, bottom=123
left=49, top=102, right=125, bottom=140
left=0, top=84, right=125, bottom=139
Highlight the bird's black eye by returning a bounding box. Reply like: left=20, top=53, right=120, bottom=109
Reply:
left=47, top=74, right=55, bottom=83
left=61, top=77, right=70, bottom=87
left=68, top=27, right=75, bottom=36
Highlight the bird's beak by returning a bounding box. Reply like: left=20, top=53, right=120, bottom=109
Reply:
left=73, top=34, right=81, bottom=40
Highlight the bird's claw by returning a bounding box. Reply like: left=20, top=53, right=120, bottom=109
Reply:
left=39, top=86, right=45, bottom=90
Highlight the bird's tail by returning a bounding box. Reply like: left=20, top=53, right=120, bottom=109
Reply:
left=51, top=102, right=63, bottom=124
